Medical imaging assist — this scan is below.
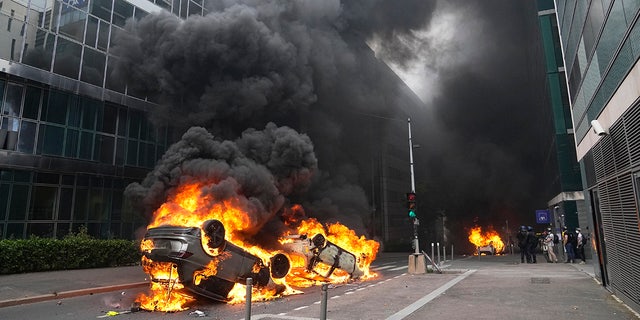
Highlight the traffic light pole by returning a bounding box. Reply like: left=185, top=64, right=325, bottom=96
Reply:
left=408, top=118, right=419, bottom=254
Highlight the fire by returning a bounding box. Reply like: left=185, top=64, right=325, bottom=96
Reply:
left=137, top=181, right=379, bottom=311
left=136, top=256, right=195, bottom=311
left=468, top=226, right=505, bottom=254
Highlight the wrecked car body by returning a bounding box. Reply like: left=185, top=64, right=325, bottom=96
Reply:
left=141, top=219, right=290, bottom=302
left=282, top=233, right=364, bottom=279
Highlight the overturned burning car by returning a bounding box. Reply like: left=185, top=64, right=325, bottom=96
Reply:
left=140, top=219, right=369, bottom=307
left=141, top=219, right=291, bottom=303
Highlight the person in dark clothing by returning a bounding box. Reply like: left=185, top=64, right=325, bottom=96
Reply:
left=526, top=226, right=538, bottom=263
left=563, top=227, right=576, bottom=263
left=517, top=225, right=529, bottom=263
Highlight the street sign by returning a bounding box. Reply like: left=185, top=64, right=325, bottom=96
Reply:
left=535, top=209, right=550, bottom=224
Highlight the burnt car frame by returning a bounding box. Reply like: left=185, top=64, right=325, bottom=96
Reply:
left=141, top=219, right=290, bottom=302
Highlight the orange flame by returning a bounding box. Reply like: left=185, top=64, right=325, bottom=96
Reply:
left=468, top=226, right=504, bottom=254
left=137, top=181, right=379, bottom=311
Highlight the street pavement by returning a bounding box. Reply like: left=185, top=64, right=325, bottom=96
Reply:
left=0, top=252, right=639, bottom=319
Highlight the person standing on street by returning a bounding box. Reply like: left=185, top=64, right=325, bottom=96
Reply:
left=576, top=227, right=586, bottom=264
left=563, top=227, right=576, bottom=263
left=544, top=228, right=558, bottom=263
left=517, top=226, right=529, bottom=263
left=526, top=226, right=537, bottom=263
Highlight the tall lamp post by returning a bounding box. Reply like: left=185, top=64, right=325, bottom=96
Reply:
left=408, top=118, right=420, bottom=254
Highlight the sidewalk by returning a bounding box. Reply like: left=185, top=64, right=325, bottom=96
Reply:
left=0, top=265, right=148, bottom=308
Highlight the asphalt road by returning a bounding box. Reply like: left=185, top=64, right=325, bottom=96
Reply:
left=0, top=253, right=638, bottom=320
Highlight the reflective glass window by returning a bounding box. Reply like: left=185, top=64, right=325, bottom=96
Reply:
left=117, top=107, right=126, bottom=136
left=100, top=103, right=117, bottom=134
left=79, top=130, right=93, bottom=159
left=29, top=186, right=56, bottom=220
left=26, top=223, right=54, bottom=237
left=108, top=24, right=121, bottom=49
left=39, top=124, right=64, bottom=155
left=53, top=37, right=82, bottom=79
left=58, top=5, right=87, bottom=43
left=13, top=170, right=31, bottom=182
left=17, top=120, right=36, bottom=153
left=128, top=109, right=141, bottom=138
left=85, top=16, right=98, bottom=47
left=6, top=223, right=25, bottom=238
left=179, top=0, right=188, bottom=18
left=94, top=134, right=114, bottom=163
left=22, top=26, right=55, bottom=71
left=56, top=223, right=70, bottom=238
left=597, top=0, right=626, bottom=75
left=8, top=184, right=28, bottom=220
left=81, top=47, right=106, bottom=86
left=23, top=86, right=41, bottom=120
left=80, top=97, right=97, bottom=130
left=188, top=1, right=201, bottom=16
left=58, top=187, right=73, bottom=220
left=97, top=20, right=109, bottom=50
left=35, top=172, right=59, bottom=184
left=74, top=188, right=88, bottom=221
left=115, top=138, right=125, bottom=165
left=3, top=83, right=23, bottom=117
left=90, top=0, right=112, bottom=22
left=68, top=97, right=80, bottom=127
left=112, top=0, right=133, bottom=27
left=126, top=140, right=137, bottom=165
left=105, top=55, right=125, bottom=93
left=134, top=7, right=148, bottom=21
left=44, top=90, right=69, bottom=124
left=0, top=184, right=9, bottom=220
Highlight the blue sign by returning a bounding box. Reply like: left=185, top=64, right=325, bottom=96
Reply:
left=535, top=209, right=550, bottom=224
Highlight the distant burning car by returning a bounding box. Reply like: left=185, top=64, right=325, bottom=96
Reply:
left=477, top=242, right=496, bottom=255
left=141, top=219, right=291, bottom=303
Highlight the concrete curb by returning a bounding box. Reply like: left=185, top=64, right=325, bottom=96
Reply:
left=0, top=282, right=148, bottom=308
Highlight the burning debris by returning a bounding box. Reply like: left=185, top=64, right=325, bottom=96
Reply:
left=128, top=125, right=379, bottom=312
left=468, top=226, right=505, bottom=255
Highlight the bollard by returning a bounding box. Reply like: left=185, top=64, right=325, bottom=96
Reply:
left=245, top=278, right=252, bottom=320
left=451, top=244, right=454, bottom=261
left=320, top=283, right=328, bottom=320
left=442, top=245, right=446, bottom=262
left=437, top=242, right=441, bottom=265
left=431, top=243, right=435, bottom=264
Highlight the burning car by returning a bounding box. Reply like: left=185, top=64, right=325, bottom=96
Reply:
left=141, top=219, right=291, bottom=303
left=282, top=233, right=364, bottom=280
left=477, top=242, right=496, bottom=255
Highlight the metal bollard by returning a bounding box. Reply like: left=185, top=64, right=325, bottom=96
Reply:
left=451, top=244, right=454, bottom=261
left=320, top=283, right=328, bottom=320
left=442, top=245, right=446, bottom=262
left=431, top=243, right=435, bottom=264
left=437, top=242, right=441, bottom=265
left=245, top=278, right=252, bottom=320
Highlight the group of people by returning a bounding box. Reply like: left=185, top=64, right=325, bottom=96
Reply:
left=516, top=225, right=587, bottom=264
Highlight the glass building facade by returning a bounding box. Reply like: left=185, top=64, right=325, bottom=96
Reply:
left=0, top=0, right=194, bottom=239
left=554, top=0, right=640, bottom=313
left=537, top=0, right=585, bottom=235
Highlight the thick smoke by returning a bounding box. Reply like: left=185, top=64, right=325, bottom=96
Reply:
left=126, top=123, right=317, bottom=242
left=116, top=0, right=553, bottom=249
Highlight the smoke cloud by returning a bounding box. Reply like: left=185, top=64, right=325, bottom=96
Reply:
left=118, top=0, right=554, bottom=248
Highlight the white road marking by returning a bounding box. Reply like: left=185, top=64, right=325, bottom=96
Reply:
left=385, top=269, right=477, bottom=320
left=391, top=266, right=409, bottom=271
left=293, top=306, right=309, bottom=311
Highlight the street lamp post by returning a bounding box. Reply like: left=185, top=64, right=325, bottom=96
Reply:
left=408, top=118, right=420, bottom=254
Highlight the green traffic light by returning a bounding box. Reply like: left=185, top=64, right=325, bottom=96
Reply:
left=409, top=210, right=416, bottom=218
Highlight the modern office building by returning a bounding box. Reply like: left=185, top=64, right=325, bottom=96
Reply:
left=537, top=1, right=585, bottom=235
left=0, top=0, right=419, bottom=248
left=553, top=0, right=640, bottom=313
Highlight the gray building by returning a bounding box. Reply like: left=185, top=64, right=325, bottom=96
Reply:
left=553, top=0, right=640, bottom=313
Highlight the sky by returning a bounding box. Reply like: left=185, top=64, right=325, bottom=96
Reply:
left=118, top=0, right=557, bottom=249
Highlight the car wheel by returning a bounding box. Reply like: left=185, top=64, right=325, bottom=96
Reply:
left=270, top=253, right=291, bottom=279
left=203, top=220, right=226, bottom=249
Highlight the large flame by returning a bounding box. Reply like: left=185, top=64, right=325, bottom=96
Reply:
left=468, top=226, right=504, bottom=254
left=137, top=182, right=379, bottom=311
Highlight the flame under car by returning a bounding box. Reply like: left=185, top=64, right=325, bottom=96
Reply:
left=141, top=220, right=290, bottom=302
